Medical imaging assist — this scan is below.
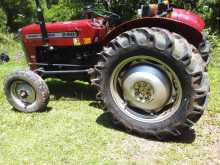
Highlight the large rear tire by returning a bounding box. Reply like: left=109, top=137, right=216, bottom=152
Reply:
left=91, top=27, right=209, bottom=138
left=4, top=70, right=50, bottom=113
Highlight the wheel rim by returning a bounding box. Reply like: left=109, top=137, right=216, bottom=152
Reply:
left=110, top=55, right=183, bottom=123
left=10, top=80, right=36, bottom=108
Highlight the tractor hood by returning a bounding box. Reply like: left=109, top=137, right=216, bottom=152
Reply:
left=19, top=19, right=107, bottom=46
left=21, top=19, right=92, bottom=34
left=171, top=8, right=205, bottom=32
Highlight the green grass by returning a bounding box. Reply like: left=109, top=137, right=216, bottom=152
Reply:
left=0, top=33, right=220, bottom=165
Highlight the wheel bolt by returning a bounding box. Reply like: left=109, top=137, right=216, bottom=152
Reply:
left=20, top=91, right=28, bottom=98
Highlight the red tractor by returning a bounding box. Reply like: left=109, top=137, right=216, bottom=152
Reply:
left=4, top=0, right=211, bottom=138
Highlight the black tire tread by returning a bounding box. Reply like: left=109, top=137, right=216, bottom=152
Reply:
left=90, top=27, right=209, bottom=138
left=199, top=32, right=211, bottom=67
left=4, top=70, right=49, bottom=112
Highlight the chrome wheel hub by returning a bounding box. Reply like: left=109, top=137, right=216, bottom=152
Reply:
left=11, top=81, right=36, bottom=106
left=110, top=55, right=182, bottom=123
left=122, top=65, right=171, bottom=112
left=133, top=81, right=154, bottom=103
left=19, top=90, right=28, bottom=98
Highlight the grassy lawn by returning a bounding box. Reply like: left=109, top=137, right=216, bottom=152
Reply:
left=0, top=33, right=220, bottom=165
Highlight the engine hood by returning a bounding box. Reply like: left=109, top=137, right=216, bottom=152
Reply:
left=21, top=19, right=92, bottom=34
left=171, top=8, right=205, bottom=32
left=19, top=19, right=107, bottom=47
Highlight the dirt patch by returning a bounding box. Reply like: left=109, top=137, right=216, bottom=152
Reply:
left=121, top=135, right=165, bottom=163
left=203, top=124, right=220, bottom=165
left=205, top=140, right=220, bottom=165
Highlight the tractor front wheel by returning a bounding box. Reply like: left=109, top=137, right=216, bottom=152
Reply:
left=91, top=27, right=209, bottom=138
left=4, top=70, right=50, bottom=113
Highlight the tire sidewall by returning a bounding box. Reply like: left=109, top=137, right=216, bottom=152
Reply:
left=4, top=71, right=49, bottom=113
left=102, top=46, right=193, bottom=131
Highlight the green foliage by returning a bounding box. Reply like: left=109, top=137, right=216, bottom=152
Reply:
left=0, top=0, right=219, bottom=32
left=0, top=8, right=7, bottom=32
left=98, top=0, right=141, bottom=21
left=198, top=0, right=220, bottom=32
left=0, top=0, right=35, bottom=32
left=44, top=1, right=78, bottom=21
left=172, top=0, right=220, bottom=32
left=44, top=0, right=95, bottom=21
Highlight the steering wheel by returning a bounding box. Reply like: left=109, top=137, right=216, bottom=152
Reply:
left=157, top=0, right=171, bottom=5
left=84, top=5, right=121, bottom=26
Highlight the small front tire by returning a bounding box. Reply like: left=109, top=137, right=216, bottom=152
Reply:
left=4, top=70, right=50, bottom=113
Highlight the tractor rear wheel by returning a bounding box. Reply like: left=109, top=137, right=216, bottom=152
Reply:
left=91, top=27, right=209, bottom=138
left=4, top=70, right=50, bottom=113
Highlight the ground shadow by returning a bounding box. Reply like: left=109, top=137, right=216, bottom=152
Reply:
left=96, top=112, right=196, bottom=144
left=47, top=79, right=97, bottom=101
left=46, top=79, right=196, bottom=143
left=11, top=107, right=53, bottom=113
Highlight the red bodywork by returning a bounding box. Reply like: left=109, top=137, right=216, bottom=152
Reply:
left=20, top=19, right=107, bottom=69
left=20, top=8, right=205, bottom=70
left=171, top=8, right=205, bottom=31
left=102, top=8, right=205, bottom=47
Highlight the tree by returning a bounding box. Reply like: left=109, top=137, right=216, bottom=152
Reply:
left=44, top=0, right=95, bottom=21
left=0, top=0, right=35, bottom=32
left=0, top=0, right=219, bottom=32
left=0, top=8, right=7, bottom=32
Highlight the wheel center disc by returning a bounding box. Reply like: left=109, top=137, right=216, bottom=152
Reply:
left=11, top=81, right=36, bottom=104
left=122, top=65, right=171, bottom=113
left=133, top=81, right=154, bottom=103
left=19, top=90, right=28, bottom=98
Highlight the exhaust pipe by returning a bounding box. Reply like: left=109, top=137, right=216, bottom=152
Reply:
left=34, top=0, right=48, bottom=42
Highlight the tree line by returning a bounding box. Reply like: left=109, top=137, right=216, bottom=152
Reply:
left=0, top=0, right=219, bottom=32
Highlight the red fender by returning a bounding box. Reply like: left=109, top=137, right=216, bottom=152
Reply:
left=102, top=12, right=204, bottom=48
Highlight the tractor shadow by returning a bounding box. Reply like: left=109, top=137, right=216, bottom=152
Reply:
left=46, top=79, right=196, bottom=143
left=96, top=112, right=196, bottom=144
left=47, top=79, right=97, bottom=101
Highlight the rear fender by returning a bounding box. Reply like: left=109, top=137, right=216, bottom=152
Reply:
left=102, top=17, right=203, bottom=48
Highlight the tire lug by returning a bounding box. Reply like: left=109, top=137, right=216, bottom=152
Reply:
left=89, top=27, right=209, bottom=138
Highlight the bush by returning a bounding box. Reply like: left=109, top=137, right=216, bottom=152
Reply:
left=172, top=0, right=220, bottom=32
left=44, top=0, right=95, bottom=21
left=198, top=0, right=220, bottom=32
left=0, top=0, right=219, bottom=33
left=0, top=0, right=35, bottom=32
left=0, top=8, right=7, bottom=32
